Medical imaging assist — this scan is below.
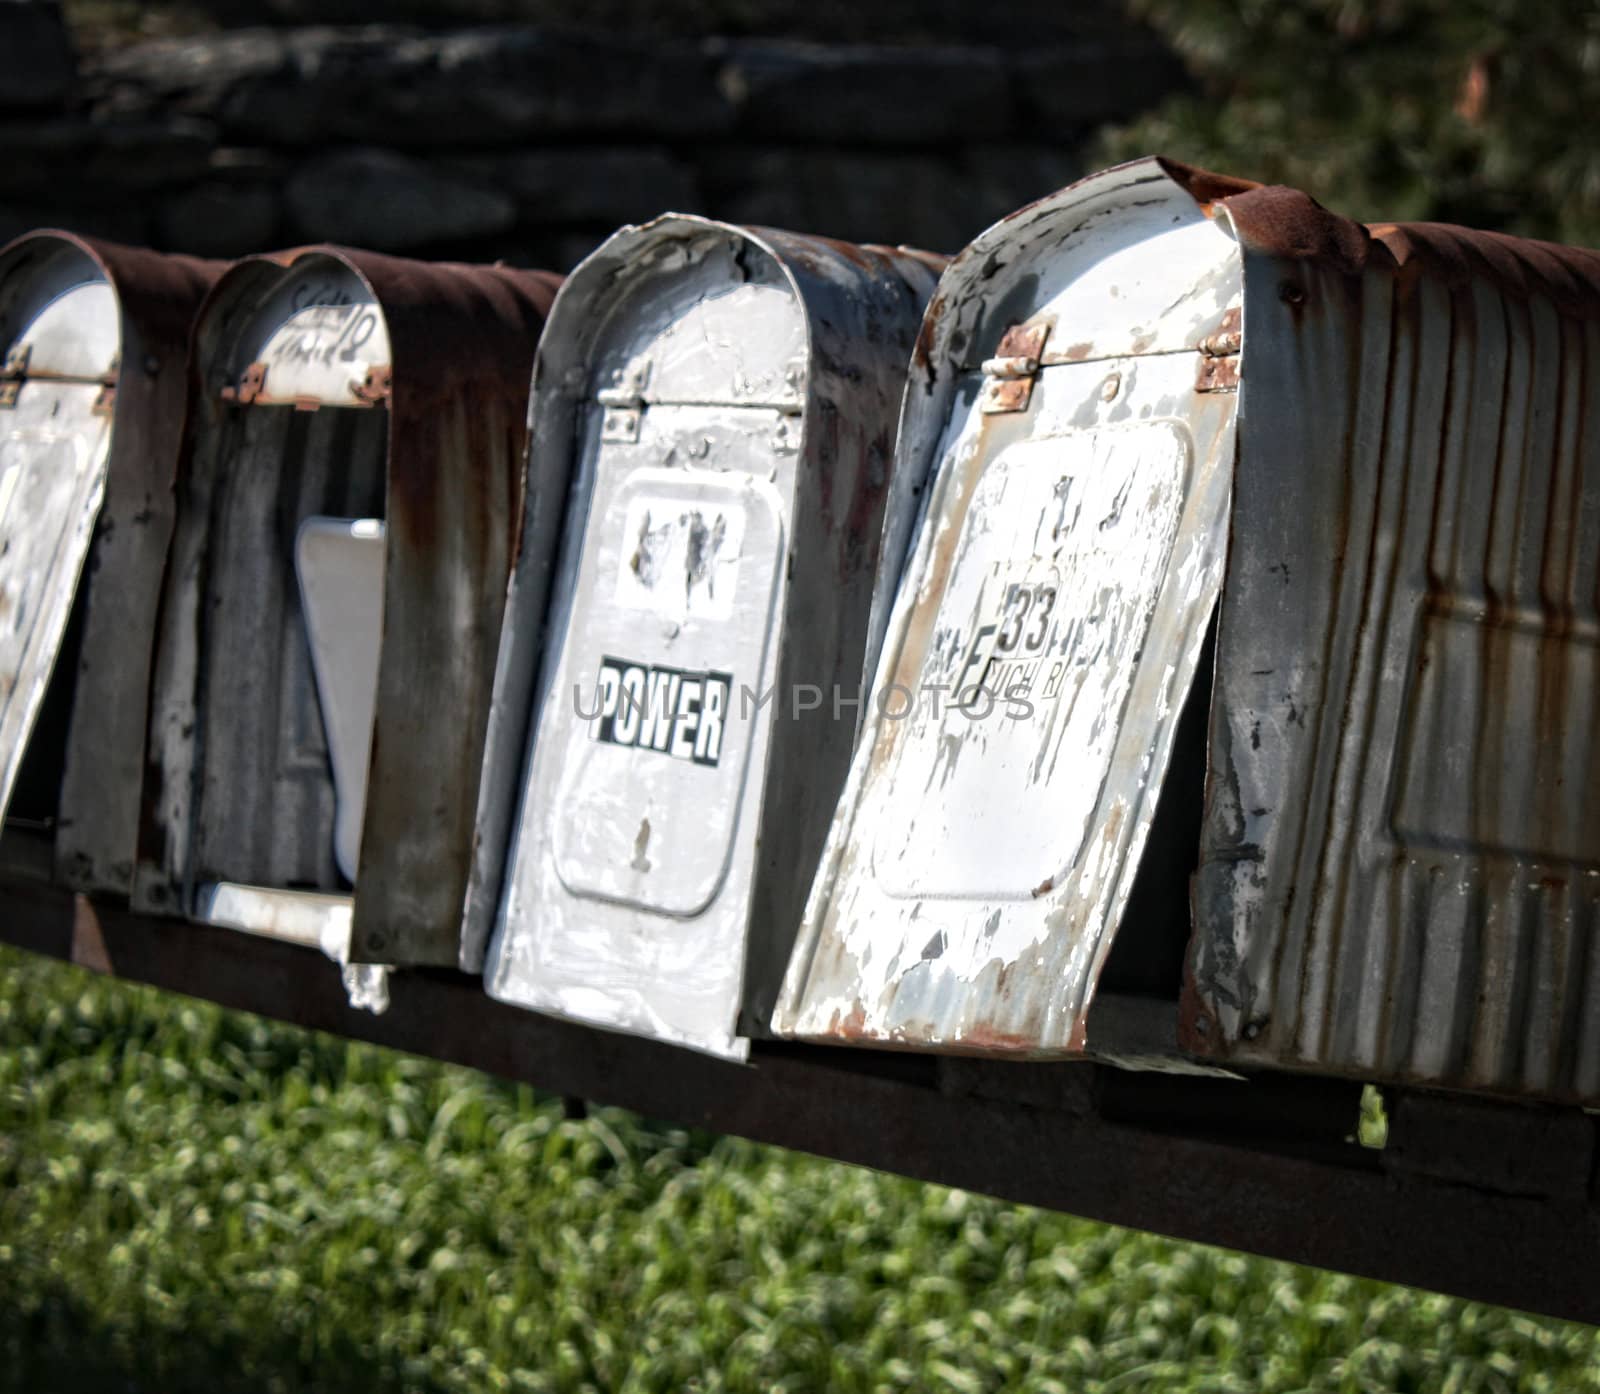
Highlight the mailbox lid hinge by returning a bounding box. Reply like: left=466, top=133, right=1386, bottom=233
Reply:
left=1195, top=307, right=1241, bottom=393
left=598, top=358, right=651, bottom=443
left=1, top=345, right=121, bottom=412
left=980, top=323, right=1051, bottom=414
left=0, top=342, right=29, bottom=407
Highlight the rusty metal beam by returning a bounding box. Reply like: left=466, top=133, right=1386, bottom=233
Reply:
left=0, top=873, right=1594, bottom=1327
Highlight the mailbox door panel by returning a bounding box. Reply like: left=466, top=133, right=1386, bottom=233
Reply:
left=488, top=403, right=794, bottom=1060
left=874, top=420, right=1191, bottom=902
left=550, top=453, right=783, bottom=916
left=778, top=348, right=1236, bottom=1055
left=296, top=517, right=385, bottom=885
left=0, top=379, right=111, bottom=817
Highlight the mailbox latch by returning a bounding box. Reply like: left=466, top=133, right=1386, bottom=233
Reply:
left=598, top=359, right=651, bottom=443
left=351, top=364, right=393, bottom=407
left=1195, top=307, right=1242, bottom=393
left=221, top=361, right=269, bottom=406
left=980, top=322, right=1051, bottom=414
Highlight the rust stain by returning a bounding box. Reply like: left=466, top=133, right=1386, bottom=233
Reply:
left=1195, top=355, right=1240, bottom=393
left=1155, top=156, right=1262, bottom=216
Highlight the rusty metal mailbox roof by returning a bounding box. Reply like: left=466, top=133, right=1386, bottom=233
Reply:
left=0, top=232, right=218, bottom=892
left=135, top=246, right=559, bottom=972
left=472, top=215, right=943, bottom=1058
left=774, top=158, right=1250, bottom=1059
left=1183, top=186, right=1600, bottom=1106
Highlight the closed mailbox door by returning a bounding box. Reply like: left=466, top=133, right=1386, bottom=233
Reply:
left=775, top=160, right=1246, bottom=1058
left=551, top=449, right=785, bottom=918
left=480, top=218, right=942, bottom=1059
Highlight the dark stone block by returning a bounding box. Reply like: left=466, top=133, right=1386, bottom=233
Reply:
left=95, top=27, right=735, bottom=147
left=158, top=180, right=283, bottom=258
left=1013, top=40, right=1188, bottom=129
left=0, top=1, right=76, bottom=113
left=445, top=148, right=699, bottom=226
left=286, top=147, right=517, bottom=249
left=0, top=117, right=217, bottom=198
left=701, top=149, right=972, bottom=256
left=952, top=144, right=1087, bottom=221
left=714, top=40, right=1013, bottom=144
left=0, top=198, right=149, bottom=246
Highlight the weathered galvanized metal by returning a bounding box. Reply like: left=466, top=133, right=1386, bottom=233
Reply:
left=1182, top=189, right=1600, bottom=1106
left=136, top=247, right=560, bottom=972
left=774, top=159, right=1251, bottom=1060
left=296, top=516, right=386, bottom=885
left=0, top=232, right=217, bottom=890
left=474, top=215, right=944, bottom=1059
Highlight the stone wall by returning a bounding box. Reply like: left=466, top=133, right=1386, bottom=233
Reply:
left=0, top=3, right=1186, bottom=269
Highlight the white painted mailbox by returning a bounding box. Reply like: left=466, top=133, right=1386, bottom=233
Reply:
left=136, top=247, right=558, bottom=985
left=774, top=158, right=1252, bottom=1059
left=471, top=216, right=943, bottom=1059
left=0, top=232, right=214, bottom=891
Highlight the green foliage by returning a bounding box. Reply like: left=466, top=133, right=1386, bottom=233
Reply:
left=2, top=944, right=1598, bottom=1392
left=1101, top=0, right=1600, bottom=244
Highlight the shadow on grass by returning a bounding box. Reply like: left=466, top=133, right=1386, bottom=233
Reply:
left=0, top=1271, right=455, bottom=1394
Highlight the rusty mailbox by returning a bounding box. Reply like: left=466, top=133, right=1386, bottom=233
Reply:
left=778, top=155, right=1600, bottom=1107
left=774, top=158, right=1249, bottom=1061
left=0, top=233, right=216, bottom=889
left=470, top=216, right=943, bottom=1058
left=135, top=247, right=559, bottom=981
left=1178, top=183, right=1600, bottom=1106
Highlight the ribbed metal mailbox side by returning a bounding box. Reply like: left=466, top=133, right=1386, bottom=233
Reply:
left=1184, top=190, right=1600, bottom=1104
left=773, top=159, right=1252, bottom=1060
left=0, top=233, right=217, bottom=892
left=135, top=247, right=559, bottom=970
left=470, top=215, right=943, bottom=1058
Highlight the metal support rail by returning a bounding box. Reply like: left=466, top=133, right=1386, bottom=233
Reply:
left=0, top=872, right=1595, bottom=1325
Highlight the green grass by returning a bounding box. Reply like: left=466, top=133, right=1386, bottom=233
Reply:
left=1, top=945, right=1597, bottom=1393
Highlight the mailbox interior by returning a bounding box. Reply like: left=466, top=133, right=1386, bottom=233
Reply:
left=0, top=242, right=119, bottom=840
left=484, top=227, right=809, bottom=1059
left=776, top=161, right=1245, bottom=1060
left=140, top=256, right=389, bottom=937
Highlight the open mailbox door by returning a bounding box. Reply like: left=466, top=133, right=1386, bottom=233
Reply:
left=471, top=216, right=943, bottom=1059
left=774, top=159, right=1250, bottom=1060
left=0, top=233, right=216, bottom=890
left=136, top=247, right=559, bottom=984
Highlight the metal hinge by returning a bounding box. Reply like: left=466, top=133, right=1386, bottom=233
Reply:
left=980, top=322, right=1051, bottom=414
left=598, top=359, right=651, bottom=443
left=769, top=355, right=807, bottom=451
left=0, top=343, right=30, bottom=409
left=91, top=352, right=120, bottom=417
left=220, top=360, right=269, bottom=406
left=1195, top=307, right=1241, bottom=394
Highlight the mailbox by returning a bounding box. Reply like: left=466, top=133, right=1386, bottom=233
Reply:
left=0, top=232, right=215, bottom=890
left=471, top=216, right=943, bottom=1058
left=1177, top=179, right=1600, bottom=1105
left=779, top=155, right=1600, bottom=1105
left=774, top=158, right=1250, bottom=1060
left=136, top=247, right=560, bottom=979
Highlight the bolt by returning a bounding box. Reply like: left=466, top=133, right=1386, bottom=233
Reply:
left=1101, top=372, right=1121, bottom=402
